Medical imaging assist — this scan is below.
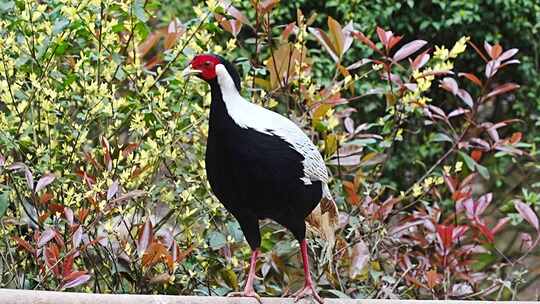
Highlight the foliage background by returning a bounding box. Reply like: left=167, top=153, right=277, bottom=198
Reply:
left=0, top=0, right=539, bottom=301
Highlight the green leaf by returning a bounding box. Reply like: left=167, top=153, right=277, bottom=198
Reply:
left=0, top=189, right=9, bottom=219
left=432, top=133, right=453, bottom=143
left=0, top=1, right=14, bottom=12
left=52, top=18, right=70, bottom=35
left=472, top=252, right=496, bottom=271
left=226, top=221, right=243, bottom=242
left=348, top=138, right=377, bottom=146
left=325, top=289, right=351, bottom=299
left=208, top=231, right=226, bottom=250
left=458, top=151, right=476, bottom=171
left=476, top=164, right=490, bottom=180
left=220, top=268, right=238, bottom=290
left=133, top=0, right=148, bottom=22
left=458, top=151, right=490, bottom=179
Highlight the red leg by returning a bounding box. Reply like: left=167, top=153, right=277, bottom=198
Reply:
left=228, top=249, right=261, bottom=303
left=293, top=240, right=324, bottom=303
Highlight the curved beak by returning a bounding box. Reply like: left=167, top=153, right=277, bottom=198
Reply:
left=182, top=66, right=202, bottom=79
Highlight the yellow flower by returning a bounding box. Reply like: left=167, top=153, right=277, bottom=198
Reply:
left=434, top=61, right=454, bottom=71
left=424, top=177, right=434, bottom=187
left=412, top=69, right=422, bottom=80
left=412, top=183, right=423, bottom=197
left=417, top=96, right=431, bottom=106
left=417, top=77, right=432, bottom=92
left=61, top=6, right=78, bottom=22
left=449, top=36, right=470, bottom=58
left=455, top=161, right=463, bottom=172
left=434, top=46, right=449, bottom=61
left=443, top=165, right=451, bottom=174
left=372, top=63, right=383, bottom=71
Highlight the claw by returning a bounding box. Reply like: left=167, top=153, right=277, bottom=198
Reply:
left=227, top=289, right=262, bottom=303
left=293, top=283, right=323, bottom=304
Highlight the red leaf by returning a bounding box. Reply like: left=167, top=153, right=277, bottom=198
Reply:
left=45, top=244, right=61, bottom=276
left=137, top=220, right=153, bottom=256
left=349, top=240, right=370, bottom=278
left=100, top=136, right=112, bottom=171
left=40, top=192, right=53, bottom=204
left=489, top=44, right=503, bottom=59
left=448, top=108, right=469, bottom=118
left=483, top=41, right=492, bottom=57
left=62, top=253, right=75, bottom=276
left=411, top=50, right=430, bottom=70
left=215, top=14, right=243, bottom=38
left=35, top=174, right=56, bottom=192
left=258, top=0, right=280, bottom=13
left=499, top=48, right=518, bottom=62
left=12, top=236, right=34, bottom=253
left=308, top=27, right=338, bottom=62
left=509, top=132, right=522, bottom=144
left=282, top=23, right=297, bottom=41
left=393, top=40, right=427, bottom=62
left=443, top=174, right=457, bottom=194
left=107, top=180, right=119, bottom=200
left=38, top=228, right=57, bottom=247
left=485, top=83, right=520, bottom=99
left=514, top=200, right=539, bottom=231
left=471, top=150, right=482, bottom=162
left=426, top=270, right=441, bottom=289
left=344, top=117, right=354, bottom=134
left=499, top=59, right=520, bottom=68
left=427, top=105, right=446, bottom=118
left=387, top=35, right=402, bottom=51
left=485, top=60, right=500, bottom=78
left=520, top=233, right=533, bottom=250
left=352, top=31, right=382, bottom=55
left=376, top=27, right=388, bottom=46
left=64, top=207, right=74, bottom=225
left=218, top=0, right=250, bottom=25
left=343, top=181, right=361, bottom=205
left=491, top=217, right=510, bottom=235
left=458, top=72, right=482, bottom=87
left=172, top=243, right=194, bottom=263
left=111, top=190, right=146, bottom=204
left=72, top=225, right=83, bottom=248
left=62, top=273, right=91, bottom=289
left=164, top=19, right=186, bottom=49
left=122, top=143, right=140, bottom=157
left=142, top=242, right=169, bottom=268
left=474, top=222, right=494, bottom=243
left=439, top=77, right=459, bottom=94
left=457, top=89, right=474, bottom=108
left=8, top=162, right=34, bottom=190
left=436, top=224, right=454, bottom=250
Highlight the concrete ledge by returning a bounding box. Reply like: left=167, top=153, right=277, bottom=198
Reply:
left=0, top=289, right=536, bottom=304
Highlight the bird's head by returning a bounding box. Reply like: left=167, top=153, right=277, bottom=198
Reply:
left=183, top=54, right=241, bottom=91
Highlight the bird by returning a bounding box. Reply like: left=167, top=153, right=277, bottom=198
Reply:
left=183, top=54, right=338, bottom=303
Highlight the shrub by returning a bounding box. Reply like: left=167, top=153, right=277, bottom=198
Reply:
left=0, top=0, right=538, bottom=300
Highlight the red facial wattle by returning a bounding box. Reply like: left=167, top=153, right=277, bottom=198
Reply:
left=191, top=54, right=221, bottom=80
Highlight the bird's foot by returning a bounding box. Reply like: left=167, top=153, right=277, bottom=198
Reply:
left=227, top=289, right=262, bottom=304
left=293, top=283, right=323, bottom=304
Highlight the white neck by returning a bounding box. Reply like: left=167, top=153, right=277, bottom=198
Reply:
left=216, top=64, right=241, bottom=98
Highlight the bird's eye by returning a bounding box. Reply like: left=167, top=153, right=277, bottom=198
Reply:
left=203, top=61, right=212, bottom=67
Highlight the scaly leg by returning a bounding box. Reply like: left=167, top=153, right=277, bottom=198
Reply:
left=293, top=239, right=323, bottom=303
left=227, top=248, right=261, bottom=303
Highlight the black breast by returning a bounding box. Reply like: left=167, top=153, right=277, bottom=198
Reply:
left=204, top=80, right=322, bottom=242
